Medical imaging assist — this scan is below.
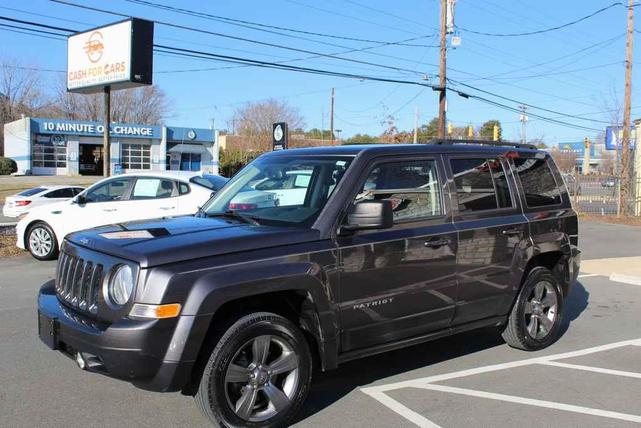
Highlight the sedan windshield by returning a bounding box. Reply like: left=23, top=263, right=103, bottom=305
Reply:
left=202, top=156, right=352, bottom=226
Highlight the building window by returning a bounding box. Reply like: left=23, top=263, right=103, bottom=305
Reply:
left=180, top=153, right=201, bottom=171
left=32, top=136, right=67, bottom=169
left=121, top=143, right=151, bottom=170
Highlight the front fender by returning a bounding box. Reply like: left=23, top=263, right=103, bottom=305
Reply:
left=159, top=255, right=340, bottom=370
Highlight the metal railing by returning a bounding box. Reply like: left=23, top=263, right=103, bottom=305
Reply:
left=566, top=175, right=641, bottom=216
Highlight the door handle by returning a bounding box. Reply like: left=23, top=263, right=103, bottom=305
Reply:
left=502, top=228, right=521, bottom=236
left=424, top=238, right=451, bottom=248
left=102, top=208, right=117, bottom=212
left=160, top=206, right=175, bottom=210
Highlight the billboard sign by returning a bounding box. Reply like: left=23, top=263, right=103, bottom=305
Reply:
left=272, top=122, right=288, bottom=150
left=67, top=18, right=154, bottom=93
left=605, top=126, right=636, bottom=150
left=557, top=142, right=597, bottom=158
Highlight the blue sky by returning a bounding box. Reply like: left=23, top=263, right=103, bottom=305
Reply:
left=1, top=0, right=639, bottom=143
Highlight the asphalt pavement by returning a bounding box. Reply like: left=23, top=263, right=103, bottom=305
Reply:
left=1, top=220, right=641, bottom=427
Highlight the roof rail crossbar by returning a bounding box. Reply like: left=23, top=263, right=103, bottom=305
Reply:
left=427, top=138, right=538, bottom=150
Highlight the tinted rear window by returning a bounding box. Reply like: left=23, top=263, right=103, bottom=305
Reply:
left=18, top=188, right=47, bottom=197
left=190, top=175, right=228, bottom=191
left=450, top=158, right=513, bottom=213
left=513, top=157, right=562, bottom=207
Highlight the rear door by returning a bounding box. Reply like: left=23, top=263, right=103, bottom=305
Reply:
left=337, top=156, right=458, bottom=351
left=446, top=154, right=529, bottom=325
left=118, top=177, right=180, bottom=221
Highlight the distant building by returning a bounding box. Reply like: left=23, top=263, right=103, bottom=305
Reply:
left=4, top=117, right=219, bottom=176
left=556, top=141, right=603, bottom=173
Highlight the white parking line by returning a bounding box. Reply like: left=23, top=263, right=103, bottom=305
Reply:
left=577, top=273, right=599, bottom=278
left=540, top=361, right=641, bottom=379
left=609, top=273, right=641, bottom=286
left=361, top=338, right=641, bottom=426
left=417, top=384, right=641, bottom=424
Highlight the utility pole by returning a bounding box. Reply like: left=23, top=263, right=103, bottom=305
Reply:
left=102, top=86, right=111, bottom=177
left=519, top=105, right=528, bottom=144
left=413, top=107, right=420, bottom=144
left=619, top=0, right=635, bottom=216
left=437, top=0, right=447, bottom=138
left=330, top=88, right=335, bottom=144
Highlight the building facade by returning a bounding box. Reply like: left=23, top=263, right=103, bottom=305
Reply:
left=4, top=117, right=219, bottom=176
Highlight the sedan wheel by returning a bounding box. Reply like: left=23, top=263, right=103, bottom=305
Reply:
left=27, top=223, right=58, bottom=260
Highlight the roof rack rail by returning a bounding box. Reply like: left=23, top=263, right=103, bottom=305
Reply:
left=427, top=138, right=538, bottom=150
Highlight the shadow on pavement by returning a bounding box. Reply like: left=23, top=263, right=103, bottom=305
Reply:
left=559, top=280, right=589, bottom=336
left=296, top=280, right=590, bottom=423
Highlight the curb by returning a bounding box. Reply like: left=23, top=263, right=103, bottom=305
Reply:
left=609, top=273, right=641, bottom=286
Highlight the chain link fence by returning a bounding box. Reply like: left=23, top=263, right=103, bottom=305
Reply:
left=564, top=174, right=641, bottom=216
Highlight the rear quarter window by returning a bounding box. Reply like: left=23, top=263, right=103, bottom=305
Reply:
left=18, top=187, right=47, bottom=197
left=513, top=157, right=562, bottom=207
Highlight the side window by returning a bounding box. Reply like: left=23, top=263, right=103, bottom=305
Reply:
left=131, top=178, right=175, bottom=200
left=179, top=182, right=190, bottom=195
left=355, top=160, right=443, bottom=222
left=513, top=157, right=562, bottom=207
left=73, top=188, right=85, bottom=196
left=44, top=188, right=74, bottom=198
left=84, top=178, right=132, bottom=203
left=450, top=158, right=514, bottom=213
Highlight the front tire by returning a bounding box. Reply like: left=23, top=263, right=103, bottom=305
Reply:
left=195, top=312, right=312, bottom=428
left=26, top=222, right=58, bottom=261
left=502, top=267, right=564, bottom=351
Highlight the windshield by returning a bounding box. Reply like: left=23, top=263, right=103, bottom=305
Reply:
left=202, top=156, right=352, bottom=226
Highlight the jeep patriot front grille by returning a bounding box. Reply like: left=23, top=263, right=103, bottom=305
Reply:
left=55, top=251, right=103, bottom=314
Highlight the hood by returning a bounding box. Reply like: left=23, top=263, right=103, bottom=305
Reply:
left=66, top=215, right=321, bottom=267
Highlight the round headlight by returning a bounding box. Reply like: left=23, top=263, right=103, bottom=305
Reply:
left=109, top=265, right=134, bottom=306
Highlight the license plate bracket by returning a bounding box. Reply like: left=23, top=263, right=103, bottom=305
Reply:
left=38, top=310, right=59, bottom=350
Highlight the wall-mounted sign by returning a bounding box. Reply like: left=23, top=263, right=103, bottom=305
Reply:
left=67, top=18, right=154, bottom=93
left=187, top=129, right=197, bottom=140
left=272, top=122, right=288, bottom=151
left=32, top=119, right=160, bottom=139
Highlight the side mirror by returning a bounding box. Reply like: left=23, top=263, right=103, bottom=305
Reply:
left=341, top=200, right=393, bottom=233
left=74, top=195, right=87, bottom=205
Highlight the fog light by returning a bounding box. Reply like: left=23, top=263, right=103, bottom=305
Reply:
left=129, top=303, right=181, bottom=319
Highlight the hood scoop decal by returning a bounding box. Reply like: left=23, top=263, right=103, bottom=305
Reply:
left=99, top=228, right=170, bottom=240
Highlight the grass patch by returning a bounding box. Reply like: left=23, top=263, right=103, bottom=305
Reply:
left=0, top=233, right=24, bottom=257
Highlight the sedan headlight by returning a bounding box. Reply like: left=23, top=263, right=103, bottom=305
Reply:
left=108, top=264, right=134, bottom=306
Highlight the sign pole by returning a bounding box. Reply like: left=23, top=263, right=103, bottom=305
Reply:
left=103, top=86, right=111, bottom=177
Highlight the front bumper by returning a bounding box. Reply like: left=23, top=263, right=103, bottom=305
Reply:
left=37, top=280, right=194, bottom=392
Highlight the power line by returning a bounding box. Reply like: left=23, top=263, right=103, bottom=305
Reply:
left=124, top=0, right=435, bottom=47
left=0, top=24, right=67, bottom=41
left=49, top=1, right=434, bottom=78
left=4, top=12, right=610, bottom=134
left=456, top=2, right=623, bottom=37
left=0, top=22, right=69, bottom=38
left=448, top=78, right=612, bottom=125
left=342, top=0, right=426, bottom=28
left=283, top=0, right=430, bottom=36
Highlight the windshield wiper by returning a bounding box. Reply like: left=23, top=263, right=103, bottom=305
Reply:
left=206, top=210, right=261, bottom=226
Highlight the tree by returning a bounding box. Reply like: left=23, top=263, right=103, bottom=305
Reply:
left=479, top=120, right=502, bottom=140
left=231, top=98, right=305, bottom=137
left=549, top=147, right=578, bottom=173
left=304, top=128, right=334, bottom=140
left=0, top=59, right=51, bottom=154
left=53, top=76, right=169, bottom=124
left=343, top=133, right=377, bottom=145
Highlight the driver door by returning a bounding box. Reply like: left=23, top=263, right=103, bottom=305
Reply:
left=70, top=177, right=134, bottom=233
left=337, top=157, right=458, bottom=351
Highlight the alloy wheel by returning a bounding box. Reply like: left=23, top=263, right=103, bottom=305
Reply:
left=29, top=227, right=53, bottom=257
left=524, top=280, right=558, bottom=340
left=224, top=334, right=300, bottom=422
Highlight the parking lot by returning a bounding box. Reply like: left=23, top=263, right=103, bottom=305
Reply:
left=1, top=221, right=641, bottom=427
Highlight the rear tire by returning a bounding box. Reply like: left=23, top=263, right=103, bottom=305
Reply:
left=502, top=267, right=564, bottom=351
left=195, top=312, right=312, bottom=427
left=26, top=222, right=58, bottom=261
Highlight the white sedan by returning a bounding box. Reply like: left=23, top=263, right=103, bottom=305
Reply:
left=16, top=171, right=221, bottom=260
left=3, top=185, right=85, bottom=217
